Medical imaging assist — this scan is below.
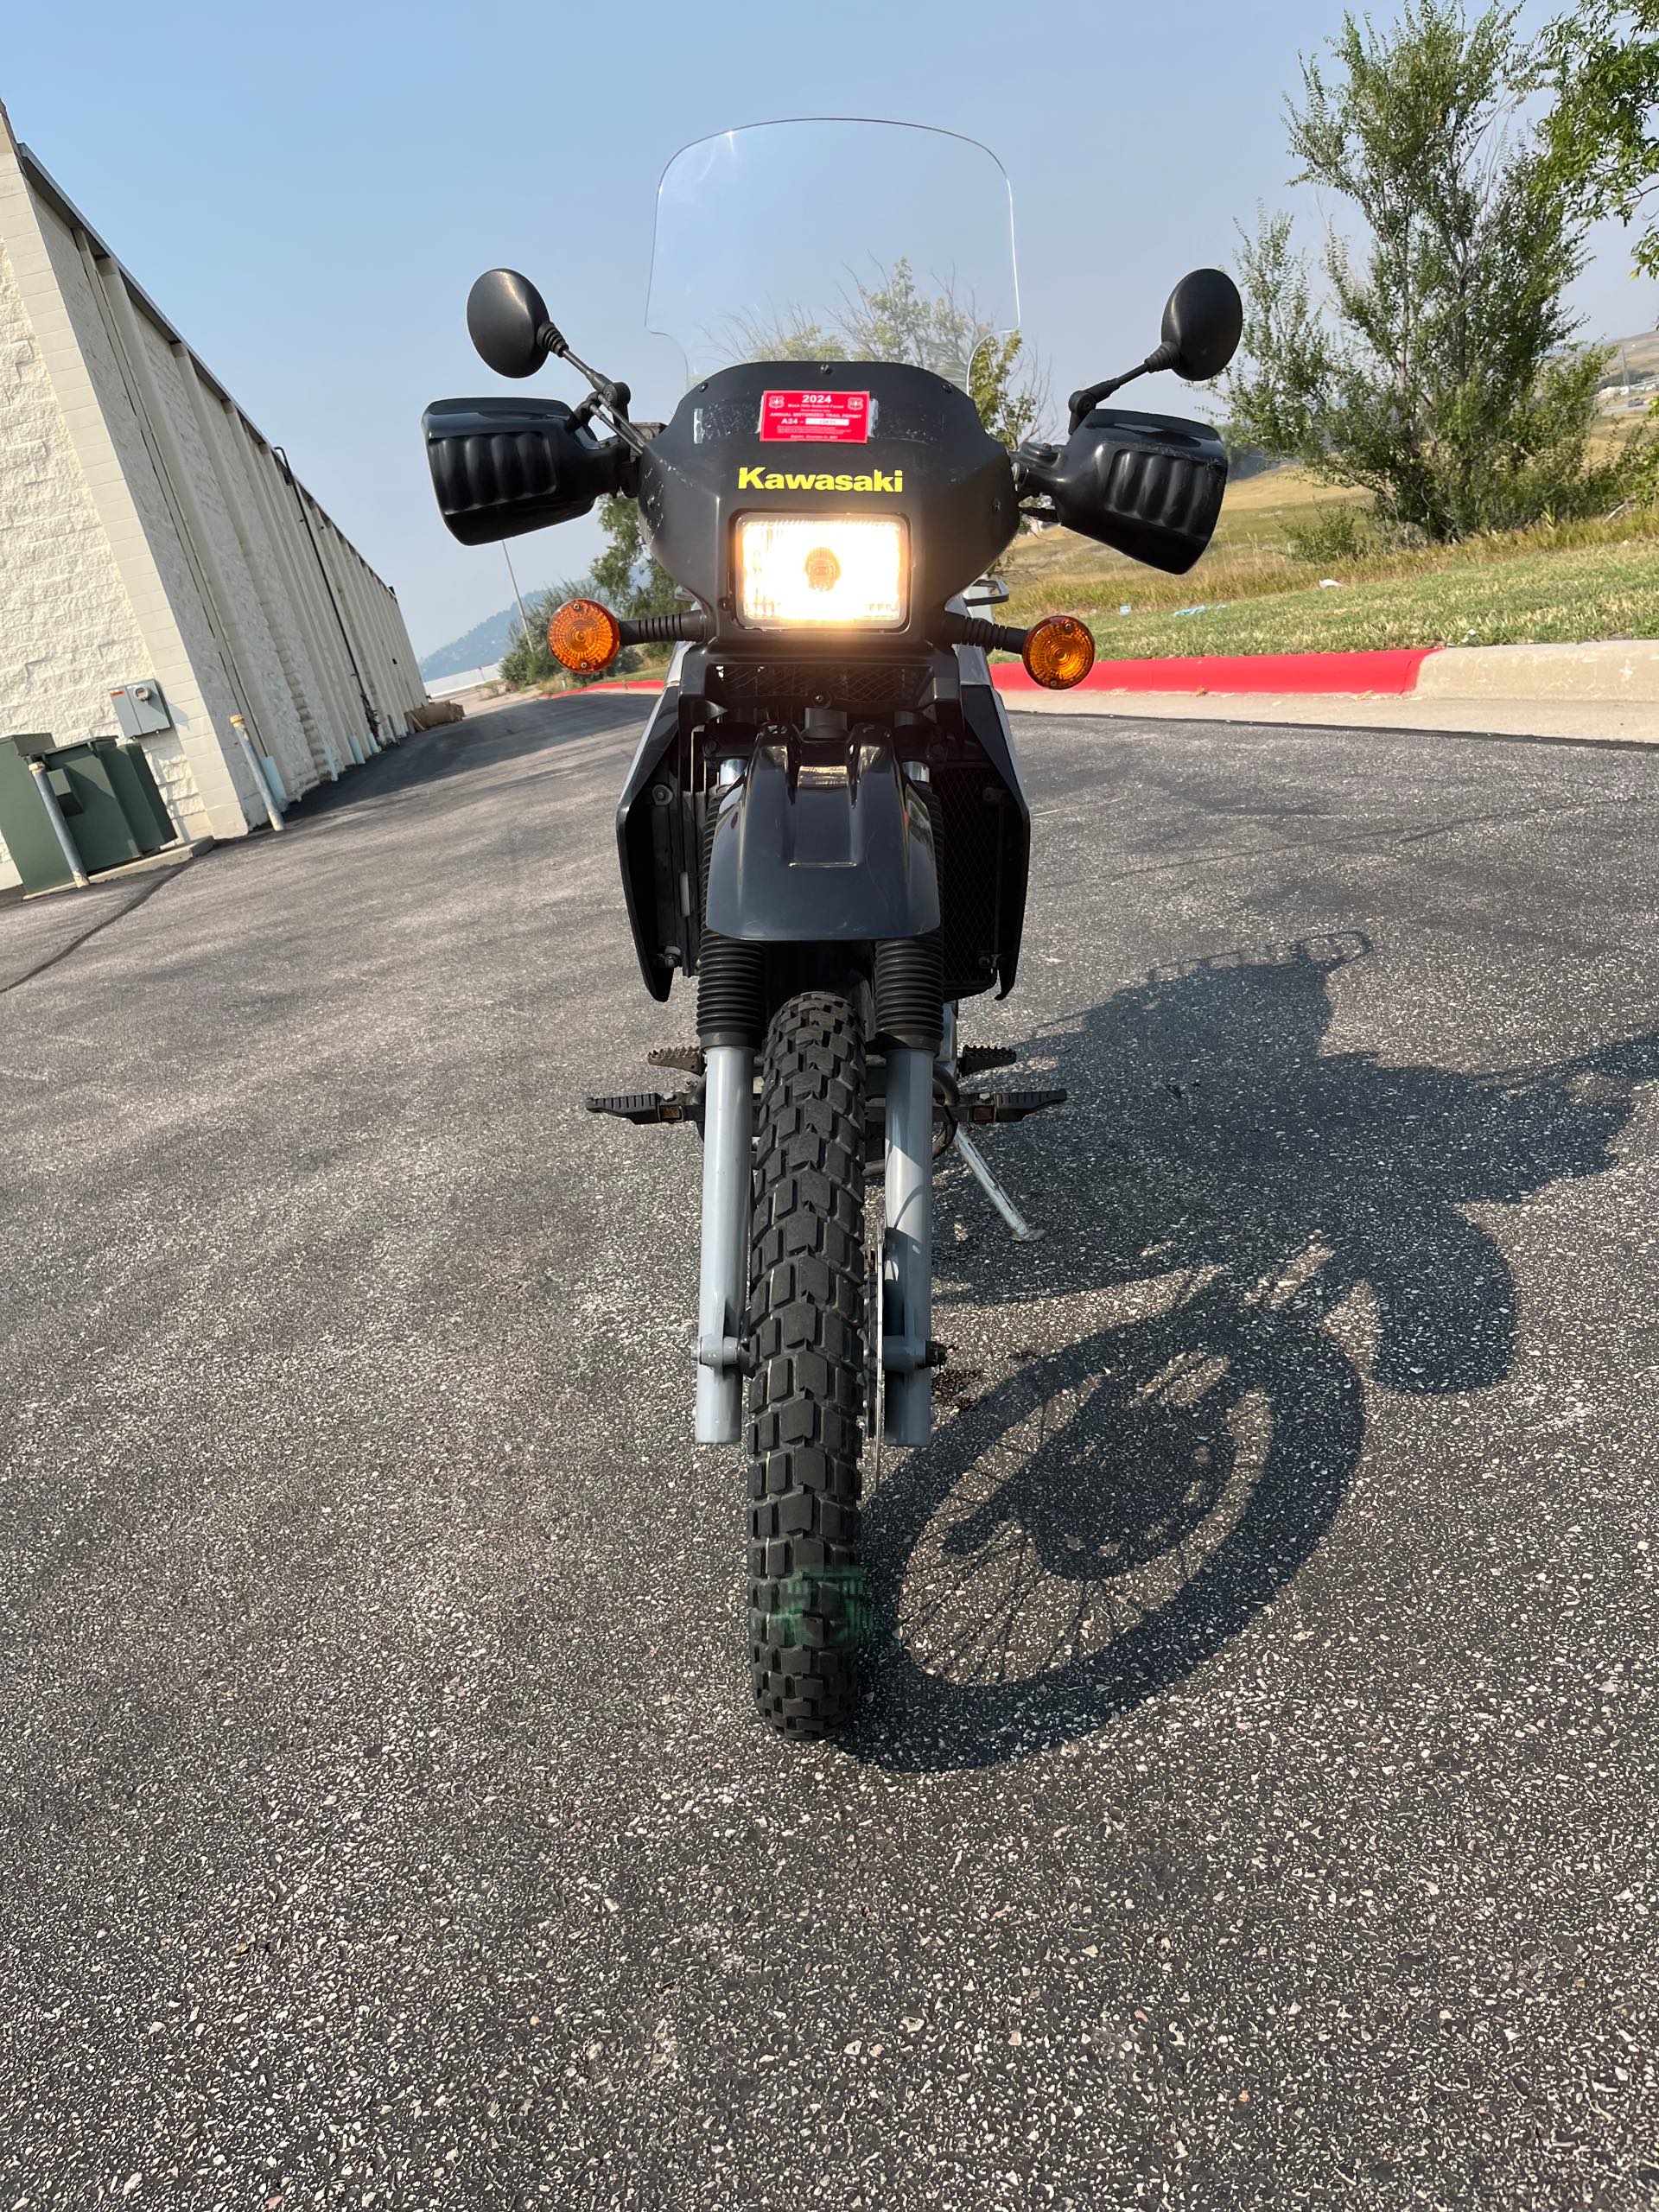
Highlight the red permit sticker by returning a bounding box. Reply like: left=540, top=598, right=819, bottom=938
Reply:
left=760, top=390, right=872, bottom=443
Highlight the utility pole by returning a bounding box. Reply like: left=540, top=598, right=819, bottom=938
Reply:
left=502, top=544, right=533, bottom=661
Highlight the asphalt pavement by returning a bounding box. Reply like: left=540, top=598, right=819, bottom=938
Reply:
left=2, top=693, right=1656, bottom=2209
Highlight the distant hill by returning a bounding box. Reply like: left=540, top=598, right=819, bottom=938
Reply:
left=420, top=597, right=543, bottom=682
left=1604, top=330, right=1659, bottom=376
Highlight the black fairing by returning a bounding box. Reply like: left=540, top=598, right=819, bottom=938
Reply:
left=704, top=741, right=939, bottom=943
left=1019, top=409, right=1227, bottom=575
left=423, top=396, right=624, bottom=545
left=638, top=360, right=1016, bottom=642
left=614, top=648, right=1030, bottom=1006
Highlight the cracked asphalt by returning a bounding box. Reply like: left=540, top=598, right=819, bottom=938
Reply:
left=2, top=692, right=1656, bottom=2209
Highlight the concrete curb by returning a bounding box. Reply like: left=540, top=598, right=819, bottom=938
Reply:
left=1002, top=685, right=1659, bottom=745
left=1415, top=641, right=1659, bottom=702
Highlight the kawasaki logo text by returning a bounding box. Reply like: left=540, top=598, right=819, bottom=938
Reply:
left=737, top=467, right=904, bottom=493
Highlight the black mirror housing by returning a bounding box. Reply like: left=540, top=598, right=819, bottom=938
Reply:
left=1160, top=269, right=1243, bottom=383
left=467, top=268, right=553, bottom=379
left=423, top=396, right=626, bottom=545
left=1017, top=409, right=1228, bottom=575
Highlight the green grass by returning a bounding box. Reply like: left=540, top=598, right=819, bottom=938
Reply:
left=1007, top=538, right=1659, bottom=660
left=999, top=466, right=1659, bottom=658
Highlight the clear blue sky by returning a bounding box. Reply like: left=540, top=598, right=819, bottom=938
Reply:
left=5, top=0, right=1653, bottom=657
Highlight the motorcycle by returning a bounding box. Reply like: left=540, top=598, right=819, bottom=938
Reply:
left=423, top=120, right=1241, bottom=1738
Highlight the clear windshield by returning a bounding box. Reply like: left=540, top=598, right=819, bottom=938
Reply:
left=646, top=119, right=1019, bottom=394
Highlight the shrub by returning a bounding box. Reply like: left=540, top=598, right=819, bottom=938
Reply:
left=1283, top=507, right=1376, bottom=564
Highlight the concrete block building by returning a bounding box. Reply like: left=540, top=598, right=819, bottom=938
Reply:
left=0, top=103, right=424, bottom=891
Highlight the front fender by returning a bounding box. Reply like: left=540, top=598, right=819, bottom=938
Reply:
left=705, top=739, right=939, bottom=943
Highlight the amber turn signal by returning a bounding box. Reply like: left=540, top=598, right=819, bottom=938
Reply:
left=548, top=597, right=621, bottom=675
left=1022, top=613, right=1096, bottom=690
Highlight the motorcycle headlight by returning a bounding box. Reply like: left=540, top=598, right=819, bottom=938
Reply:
left=735, top=515, right=907, bottom=627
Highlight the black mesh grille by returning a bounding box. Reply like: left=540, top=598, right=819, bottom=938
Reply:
left=709, top=660, right=931, bottom=712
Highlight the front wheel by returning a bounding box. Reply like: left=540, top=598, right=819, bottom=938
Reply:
left=747, top=990, right=870, bottom=1737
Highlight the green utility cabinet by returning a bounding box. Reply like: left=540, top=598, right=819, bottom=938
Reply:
left=99, top=739, right=175, bottom=851
left=0, top=734, right=176, bottom=894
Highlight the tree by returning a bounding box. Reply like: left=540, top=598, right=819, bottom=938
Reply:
left=725, top=259, right=1047, bottom=451
left=498, top=587, right=564, bottom=690
left=499, top=506, right=671, bottom=690
left=1541, top=0, right=1659, bottom=283
left=1224, top=2, right=1630, bottom=540
left=588, top=495, right=677, bottom=620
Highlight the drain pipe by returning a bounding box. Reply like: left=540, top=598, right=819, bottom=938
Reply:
left=28, top=759, right=89, bottom=887
left=228, top=714, right=285, bottom=833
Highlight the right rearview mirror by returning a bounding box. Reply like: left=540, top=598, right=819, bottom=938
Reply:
left=1160, top=269, right=1243, bottom=383
left=467, top=268, right=555, bottom=379
left=1017, top=409, right=1229, bottom=575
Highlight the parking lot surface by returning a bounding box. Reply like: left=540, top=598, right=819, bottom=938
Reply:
left=2, top=693, right=1656, bottom=2209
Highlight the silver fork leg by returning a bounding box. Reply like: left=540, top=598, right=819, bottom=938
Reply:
left=882, top=1045, right=935, bottom=1447
left=694, top=1044, right=755, bottom=1444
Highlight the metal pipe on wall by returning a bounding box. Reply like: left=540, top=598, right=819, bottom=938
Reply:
left=27, top=760, right=89, bottom=887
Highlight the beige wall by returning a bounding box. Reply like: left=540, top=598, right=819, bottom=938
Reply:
left=0, top=105, right=423, bottom=889
left=0, top=237, right=151, bottom=770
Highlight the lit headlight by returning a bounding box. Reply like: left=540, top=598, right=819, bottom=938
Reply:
left=735, top=515, right=907, bottom=627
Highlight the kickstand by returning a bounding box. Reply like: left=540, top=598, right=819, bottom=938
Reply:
left=868, top=1229, right=886, bottom=1484
left=955, top=1128, right=1044, bottom=1243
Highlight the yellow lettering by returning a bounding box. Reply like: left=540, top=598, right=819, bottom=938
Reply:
left=736, top=462, right=905, bottom=493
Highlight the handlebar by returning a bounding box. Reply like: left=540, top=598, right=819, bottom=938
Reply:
left=617, top=610, right=711, bottom=647
left=936, top=610, right=1029, bottom=655
left=619, top=608, right=1027, bottom=653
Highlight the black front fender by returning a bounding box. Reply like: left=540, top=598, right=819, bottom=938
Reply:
left=705, top=740, right=940, bottom=944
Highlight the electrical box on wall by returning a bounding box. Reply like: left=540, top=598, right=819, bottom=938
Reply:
left=110, top=679, right=172, bottom=738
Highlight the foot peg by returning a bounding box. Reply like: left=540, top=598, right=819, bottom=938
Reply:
left=960, top=1087, right=1066, bottom=1125
left=647, top=1046, right=705, bottom=1075
left=957, top=1045, right=1019, bottom=1074
left=587, top=1089, right=702, bottom=1126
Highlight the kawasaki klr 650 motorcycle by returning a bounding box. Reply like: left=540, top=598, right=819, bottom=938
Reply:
left=423, top=120, right=1241, bottom=1738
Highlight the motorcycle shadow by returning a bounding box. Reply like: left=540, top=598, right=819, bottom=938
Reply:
left=852, top=933, right=1659, bottom=1771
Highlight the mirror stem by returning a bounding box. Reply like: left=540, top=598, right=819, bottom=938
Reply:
left=538, top=324, right=648, bottom=454
left=1066, top=340, right=1179, bottom=434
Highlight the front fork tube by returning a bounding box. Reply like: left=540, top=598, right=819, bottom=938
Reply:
left=882, top=1045, right=936, bottom=1447
left=694, top=1044, right=755, bottom=1445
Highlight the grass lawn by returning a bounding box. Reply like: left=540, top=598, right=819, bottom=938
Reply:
left=1000, top=466, right=1659, bottom=658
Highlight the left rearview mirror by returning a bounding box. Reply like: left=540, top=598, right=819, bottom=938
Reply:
left=1160, top=269, right=1243, bottom=383
left=467, top=268, right=555, bottom=379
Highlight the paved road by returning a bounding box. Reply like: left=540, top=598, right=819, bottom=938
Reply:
left=3, top=696, right=1656, bottom=2209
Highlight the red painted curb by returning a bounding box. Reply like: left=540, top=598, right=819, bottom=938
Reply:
left=995, top=646, right=1440, bottom=697
left=537, top=647, right=1443, bottom=703
left=537, top=678, right=665, bottom=697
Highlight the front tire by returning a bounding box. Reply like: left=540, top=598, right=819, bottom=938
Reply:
left=747, top=990, right=869, bottom=1737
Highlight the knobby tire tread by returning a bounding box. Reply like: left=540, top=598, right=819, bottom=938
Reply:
left=746, top=991, right=868, bottom=1738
